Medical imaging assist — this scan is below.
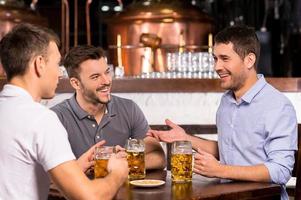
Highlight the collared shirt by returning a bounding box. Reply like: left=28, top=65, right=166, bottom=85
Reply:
left=51, top=94, right=149, bottom=158
left=0, top=84, right=75, bottom=200
left=217, top=75, right=297, bottom=200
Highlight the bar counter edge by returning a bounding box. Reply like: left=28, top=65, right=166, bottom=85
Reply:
left=1, top=77, right=300, bottom=93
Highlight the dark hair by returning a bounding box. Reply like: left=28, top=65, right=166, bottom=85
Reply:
left=63, top=45, right=106, bottom=79
left=0, top=23, right=60, bottom=81
left=214, top=25, right=260, bottom=67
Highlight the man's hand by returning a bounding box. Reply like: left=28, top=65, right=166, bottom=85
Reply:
left=146, top=119, right=188, bottom=143
left=77, top=140, right=106, bottom=173
left=107, top=152, right=129, bottom=182
left=193, top=148, right=222, bottom=178
left=114, top=145, right=125, bottom=153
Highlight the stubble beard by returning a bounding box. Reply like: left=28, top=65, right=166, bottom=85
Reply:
left=227, top=72, right=247, bottom=93
left=82, top=85, right=111, bottom=105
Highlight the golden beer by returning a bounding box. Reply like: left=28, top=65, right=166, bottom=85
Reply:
left=94, top=159, right=109, bottom=178
left=127, top=150, right=146, bottom=180
left=94, top=146, right=114, bottom=179
left=171, top=153, right=192, bottom=182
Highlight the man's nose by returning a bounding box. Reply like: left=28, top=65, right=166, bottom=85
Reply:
left=214, top=59, right=222, bottom=72
left=100, top=73, right=111, bottom=84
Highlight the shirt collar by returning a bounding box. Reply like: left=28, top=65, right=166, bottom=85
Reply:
left=1, top=84, right=34, bottom=100
left=68, top=94, right=116, bottom=120
left=225, top=74, right=267, bottom=104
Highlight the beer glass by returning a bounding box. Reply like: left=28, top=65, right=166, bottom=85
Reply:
left=171, top=141, right=193, bottom=182
left=94, top=146, right=114, bottom=178
left=125, top=139, right=146, bottom=180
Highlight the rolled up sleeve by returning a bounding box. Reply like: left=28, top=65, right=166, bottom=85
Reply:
left=264, top=103, right=297, bottom=185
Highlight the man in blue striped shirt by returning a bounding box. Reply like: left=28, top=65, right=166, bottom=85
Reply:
left=147, top=25, right=297, bottom=200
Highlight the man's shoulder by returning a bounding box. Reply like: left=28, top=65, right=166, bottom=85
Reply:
left=111, top=95, right=136, bottom=107
left=50, top=98, right=71, bottom=113
left=259, top=83, right=296, bottom=114
left=263, top=83, right=291, bottom=103
left=26, top=103, right=62, bottom=126
left=110, top=95, right=143, bottom=116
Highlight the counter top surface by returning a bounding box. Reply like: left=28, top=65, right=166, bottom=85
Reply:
left=48, top=169, right=281, bottom=200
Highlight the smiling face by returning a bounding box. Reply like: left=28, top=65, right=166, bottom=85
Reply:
left=213, top=42, right=257, bottom=98
left=74, top=57, right=113, bottom=105
left=213, top=42, right=247, bottom=91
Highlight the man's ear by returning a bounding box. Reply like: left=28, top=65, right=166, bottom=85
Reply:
left=33, top=55, right=45, bottom=78
left=244, top=53, right=256, bottom=70
left=70, top=77, right=81, bottom=90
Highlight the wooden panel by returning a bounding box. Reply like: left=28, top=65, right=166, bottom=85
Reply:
left=150, top=124, right=217, bottom=135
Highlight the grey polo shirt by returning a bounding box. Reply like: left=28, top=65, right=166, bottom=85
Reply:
left=51, top=94, right=149, bottom=158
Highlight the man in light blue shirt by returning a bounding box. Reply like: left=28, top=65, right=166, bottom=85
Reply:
left=147, top=25, right=297, bottom=200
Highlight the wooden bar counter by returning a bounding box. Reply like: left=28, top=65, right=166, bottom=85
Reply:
left=48, top=169, right=281, bottom=200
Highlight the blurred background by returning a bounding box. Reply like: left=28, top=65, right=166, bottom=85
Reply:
left=2, top=0, right=301, bottom=77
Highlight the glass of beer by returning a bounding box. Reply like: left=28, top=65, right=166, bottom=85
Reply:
left=171, top=141, right=193, bottom=182
left=94, top=146, right=114, bottom=179
left=125, top=139, right=146, bottom=180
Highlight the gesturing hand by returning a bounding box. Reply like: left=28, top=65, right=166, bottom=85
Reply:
left=193, top=148, right=222, bottom=178
left=146, top=119, right=188, bottom=143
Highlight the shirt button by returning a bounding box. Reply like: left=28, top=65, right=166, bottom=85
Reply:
left=96, top=135, right=100, bottom=139
left=92, top=124, right=96, bottom=127
left=230, top=124, right=234, bottom=128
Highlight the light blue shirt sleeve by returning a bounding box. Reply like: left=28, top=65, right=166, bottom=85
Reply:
left=263, top=103, right=297, bottom=185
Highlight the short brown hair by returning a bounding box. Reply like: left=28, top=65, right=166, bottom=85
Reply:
left=0, top=23, right=60, bottom=81
left=63, top=45, right=106, bottom=79
left=214, top=25, right=260, bottom=67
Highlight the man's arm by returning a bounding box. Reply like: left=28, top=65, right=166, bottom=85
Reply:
left=49, top=153, right=128, bottom=200
left=144, top=136, right=166, bottom=169
left=186, top=134, right=219, bottom=159
left=219, top=165, right=270, bottom=182
left=194, top=149, right=271, bottom=182
left=147, top=119, right=219, bottom=158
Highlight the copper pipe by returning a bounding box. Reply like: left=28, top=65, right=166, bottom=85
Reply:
left=64, top=0, right=70, bottom=53
left=74, top=0, right=78, bottom=47
left=208, top=33, right=213, bottom=53
left=61, top=0, right=65, bottom=54
left=86, top=0, right=92, bottom=45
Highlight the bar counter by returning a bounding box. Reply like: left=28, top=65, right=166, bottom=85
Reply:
left=1, top=77, right=301, bottom=93
left=48, top=169, right=281, bottom=200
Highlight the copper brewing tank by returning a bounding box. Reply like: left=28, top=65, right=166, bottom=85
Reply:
left=107, top=0, right=214, bottom=76
left=0, top=0, right=47, bottom=77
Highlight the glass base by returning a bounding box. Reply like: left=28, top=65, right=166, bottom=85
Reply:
left=128, top=174, right=146, bottom=180
left=172, top=178, right=192, bottom=183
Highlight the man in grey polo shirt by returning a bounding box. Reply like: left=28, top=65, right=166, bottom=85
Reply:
left=51, top=45, right=166, bottom=170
